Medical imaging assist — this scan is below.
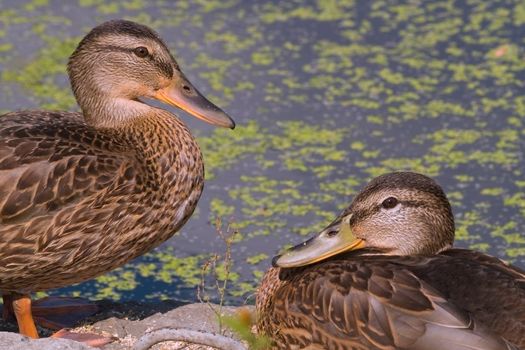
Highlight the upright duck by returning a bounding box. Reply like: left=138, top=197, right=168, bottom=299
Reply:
left=0, top=19, right=234, bottom=341
left=258, top=172, right=524, bottom=349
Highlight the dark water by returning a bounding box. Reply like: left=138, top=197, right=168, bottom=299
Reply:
left=0, top=0, right=524, bottom=304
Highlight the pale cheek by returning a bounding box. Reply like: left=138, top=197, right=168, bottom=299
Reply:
left=364, top=233, right=399, bottom=253
left=115, top=81, right=153, bottom=98
left=351, top=223, right=368, bottom=239
left=386, top=206, right=403, bottom=214
left=92, top=72, right=115, bottom=94
left=355, top=217, right=407, bottom=249
left=158, top=76, right=172, bottom=89
left=354, top=222, right=391, bottom=243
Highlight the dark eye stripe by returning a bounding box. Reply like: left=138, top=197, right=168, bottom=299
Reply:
left=97, top=45, right=137, bottom=54
left=399, top=200, right=425, bottom=207
left=351, top=206, right=380, bottom=225
left=95, top=45, right=173, bottom=78
left=350, top=199, right=426, bottom=225
left=155, top=60, right=173, bottom=77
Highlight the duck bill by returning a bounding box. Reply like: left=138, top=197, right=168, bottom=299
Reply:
left=154, top=74, right=235, bottom=129
left=273, top=213, right=366, bottom=268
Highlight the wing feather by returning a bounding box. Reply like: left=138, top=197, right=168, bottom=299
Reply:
left=0, top=111, right=132, bottom=224
left=266, top=259, right=516, bottom=349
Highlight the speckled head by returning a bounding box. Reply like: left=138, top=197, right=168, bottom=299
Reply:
left=274, top=172, right=456, bottom=268
left=67, top=19, right=235, bottom=129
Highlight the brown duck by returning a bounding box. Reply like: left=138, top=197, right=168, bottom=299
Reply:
left=258, top=172, right=524, bottom=349
left=0, top=19, right=234, bottom=341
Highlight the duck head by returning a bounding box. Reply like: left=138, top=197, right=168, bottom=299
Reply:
left=67, top=19, right=234, bottom=129
left=274, top=172, right=455, bottom=268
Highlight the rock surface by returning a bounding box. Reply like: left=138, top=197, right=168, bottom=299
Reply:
left=0, top=302, right=253, bottom=350
left=0, top=332, right=93, bottom=350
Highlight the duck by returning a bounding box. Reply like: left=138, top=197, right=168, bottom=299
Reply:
left=257, top=172, right=525, bottom=349
left=0, top=19, right=234, bottom=342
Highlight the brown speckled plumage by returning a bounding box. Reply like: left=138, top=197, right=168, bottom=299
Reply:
left=257, top=172, right=524, bottom=349
left=0, top=20, right=233, bottom=297
left=0, top=110, right=202, bottom=292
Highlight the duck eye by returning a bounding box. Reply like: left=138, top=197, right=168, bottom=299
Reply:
left=133, top=46, right=149, bottom=58
left=381, top=197, right=398, bottom=209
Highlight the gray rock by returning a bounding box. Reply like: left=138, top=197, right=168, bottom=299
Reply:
left=0, top=332, right=93, bottom=350
left=97, top=303, right=253, bottom=350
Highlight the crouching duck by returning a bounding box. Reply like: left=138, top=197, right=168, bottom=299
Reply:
left=0, top=19, right=234, bottom=344
left=257, top=172, right=524, bottom=349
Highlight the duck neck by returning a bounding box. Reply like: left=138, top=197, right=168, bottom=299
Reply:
left=121, top=109, right=204, bottom=234
left=78, top=92, right=154, bottom=129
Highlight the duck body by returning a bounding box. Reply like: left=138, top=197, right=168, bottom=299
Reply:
left=258, top=249, right=525, bottom=349
left=259, top=172, right=524, bottom=349
left=0, top=109, right=203, bottom=292
left=0, top=19, right=235, bottom=340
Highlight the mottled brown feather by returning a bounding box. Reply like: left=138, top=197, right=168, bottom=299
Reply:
left=0, top=109, right=204, bottom=292
left=258, top=252, right=523, bottom=349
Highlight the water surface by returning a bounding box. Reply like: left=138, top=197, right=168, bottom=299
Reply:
left=0, top=0, right=524, bottom=304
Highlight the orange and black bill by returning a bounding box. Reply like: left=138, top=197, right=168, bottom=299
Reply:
left=154, top=71, right=235, bottom=129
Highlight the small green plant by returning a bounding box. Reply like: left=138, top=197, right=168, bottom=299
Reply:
left=222, top=308, right=272, bottom=350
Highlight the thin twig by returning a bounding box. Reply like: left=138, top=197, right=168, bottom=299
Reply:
left=198, top=217, right=239, bottom=334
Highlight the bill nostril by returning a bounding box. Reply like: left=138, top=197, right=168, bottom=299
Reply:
left=182, top=85, right=191, bottom=93
left=326, top=229, right=339, bottom=237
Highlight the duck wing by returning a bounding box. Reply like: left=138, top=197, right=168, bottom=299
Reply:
left=0, top=111, right=134, bottom=223
left=269, top=259, right=517, bottom=350
left=411, top=249, right=525, bottom=348
left=0, top=111, right=139, bottom=290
